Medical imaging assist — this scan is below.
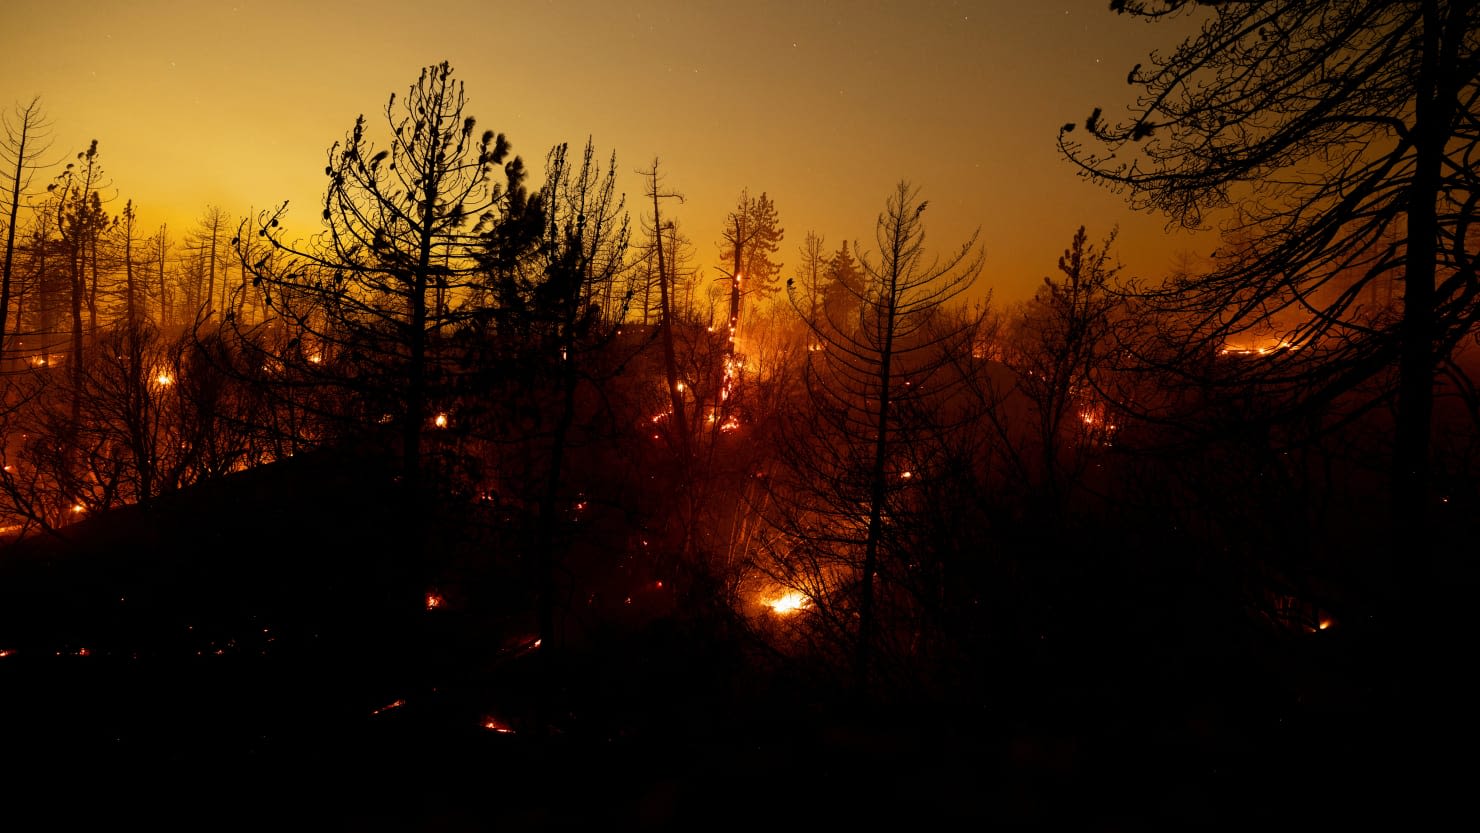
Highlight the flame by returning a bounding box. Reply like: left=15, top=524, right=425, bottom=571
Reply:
left=371, top=698, right=406, bottom=715
left=425, top=591, right=443, bottom=610
left=1219, top=337, right=1295, bottom=357
left=721, top=355, right=741, bottom=402
left=767, top=591, right=810, bottom=615
left=481, top=716, right=515, bottom=733
left=433, top=412, right=448, bottom=429
left=154, top=372, right=174, bottom=386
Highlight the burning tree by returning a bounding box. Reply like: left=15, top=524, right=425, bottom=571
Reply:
left=716, top=188, right=784, bottom=361
left=760, top=181, right=984, bottom=698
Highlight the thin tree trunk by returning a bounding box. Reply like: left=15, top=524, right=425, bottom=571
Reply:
left=157, top=224, right=169, bottom=329
left=0, top=107, right=34, bottom=364
left=1394, top=0, right=1450, bottom=582
left=859, top=223, right=903, bottom=702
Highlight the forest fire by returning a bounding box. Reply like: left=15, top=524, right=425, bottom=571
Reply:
left=0, top=21, right=1467, bottom=823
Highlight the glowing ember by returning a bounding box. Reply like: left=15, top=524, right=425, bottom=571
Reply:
left=767, top=591, right=810, bottom=615
left=0, top=649, right=14, bottom=658
left=425, top=591, right=443, bottom=610
left=1318, top=617, right=1333, bottom=631
left=1219, top=338, right=1295, bottom=357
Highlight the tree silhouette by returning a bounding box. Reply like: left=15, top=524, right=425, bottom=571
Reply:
left=791, top=231, right=828, bottom=328
left=766, top=181, right=984, bottom=698
left=1, top=97, right=51, bottom=365
left=239, top=61, right=525, bottom=494
left=717, top=188, right=784, bottom=359
left=637, top=159, right=691, bottom=463
left=1003, top=225, right=1123, bottom=514
left=822, top=241, right=865, bottom=341
left=1060, top=1, right=1480, bottom=557
left=184, top=205, right=231, bottom=326
left=469, top=137, right=632, bottom=734
left=47, top=140, right=111, bottom=424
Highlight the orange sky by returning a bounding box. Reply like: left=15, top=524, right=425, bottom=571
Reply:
left=1, top=0, right=1213, bottom=307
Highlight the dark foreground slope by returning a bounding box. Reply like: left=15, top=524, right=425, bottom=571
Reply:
left=0, top=446, right=1449, bottom=830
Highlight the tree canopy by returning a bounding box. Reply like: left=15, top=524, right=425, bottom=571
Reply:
left=1060, top=0, right=1480, bottom=542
